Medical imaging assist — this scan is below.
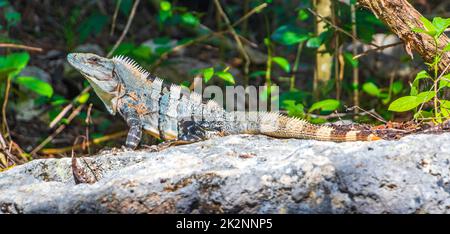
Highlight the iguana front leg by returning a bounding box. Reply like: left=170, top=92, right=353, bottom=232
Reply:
left=178, top=120, right=207, bottom=142
left=119, top=102, right=143, bottom=149
left=144, top=121, right=209, bottom=152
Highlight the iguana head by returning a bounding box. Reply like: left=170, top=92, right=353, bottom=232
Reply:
left=67, top=53, right=119, bottom=115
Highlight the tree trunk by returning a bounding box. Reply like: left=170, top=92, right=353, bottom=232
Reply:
left=313, top=0, right=333, bottom=98
left=358, top=0, right=450, bottom=74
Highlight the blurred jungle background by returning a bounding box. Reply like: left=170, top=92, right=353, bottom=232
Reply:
left=1, top=0, right=449, bottom=170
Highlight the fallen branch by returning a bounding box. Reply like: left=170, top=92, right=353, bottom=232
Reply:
left=0, top=43, right=43, bottom=52
left=49, top=86, right=91, bottom=128
left=30, top=104, right=85, bottom=155
left=41, top=131, right=128, bottom=155
left=353, top=41, right=404, bottom=59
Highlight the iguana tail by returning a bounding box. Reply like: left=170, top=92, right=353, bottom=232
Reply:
left=226, top=112, right=381, bottom=142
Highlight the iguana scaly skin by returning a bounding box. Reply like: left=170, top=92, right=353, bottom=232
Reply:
left=67, top=53, right=381, bottom=149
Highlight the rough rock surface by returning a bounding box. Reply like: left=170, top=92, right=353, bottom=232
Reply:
left=1, top=133, right=450, bottom=214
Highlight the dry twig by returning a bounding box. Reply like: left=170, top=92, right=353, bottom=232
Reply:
left=0, top=43, right=43, bottom=52
left=107, top=0, right=141, bottom=58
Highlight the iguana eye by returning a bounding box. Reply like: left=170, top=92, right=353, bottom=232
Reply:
left=88, top=57, right=100, bottom=64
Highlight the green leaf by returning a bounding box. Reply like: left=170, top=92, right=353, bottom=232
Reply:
left=306, top=37, right=321, bottom=48
left=343, top=52, right=359, bottom=68
left=132, top=45, right=152, bottom=59
left=0, top=52, right=30, bottom=77
left=76, top=92, right=90, bottom=104
left=392, top=81, right=404, bottom=95
left=14, top=76, right=53, bottom=97
left=416, top=91, right=436, bottom=104
left=439, top=74, right=450, bottom=89
left=308, top=99, right=340, bottom=113
left=441, top=100, right=450, bottom=109
left=414, top=70, right=431, bottom=81
left=283, top=100, right=304, bottom=118
left=297, top=9, right=309, bottom=21
left=271, top=25, right=310, bottom=46
left=215, top=71, right=235, bottom=84
left=444, top=43, right=450, bottom=53
left=414, top=110, right=433, bottom=119
left=412, top=27, right=428, bottom=34
left=411, top=70, right=431, bottom=96
left=51, top=95, right=69, bottom=106
left=203, top=67, right=214, bottom=83
left=160, top=1, right=171, bottom=11
left=362, top=82, right=380, bottom=97
left=388, top=96, right=420, bottom=112
left=441, top=107, right=450, bottom=118
left=432, top=17, right=450, bottom=38
left=181, top=13, right=199, bottom=27
left=272, top=57, right=291, bottom=73
left=5, top=9, right=21, bottom=27
left=419, top=16, right=437, bottom=37
left=249, top=70, right=266, bottom=78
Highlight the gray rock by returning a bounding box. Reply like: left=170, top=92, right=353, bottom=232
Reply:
left=1, top=133, right=450, bottom=214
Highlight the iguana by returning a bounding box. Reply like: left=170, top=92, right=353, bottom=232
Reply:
left=67, top=53, right=381, bottom=149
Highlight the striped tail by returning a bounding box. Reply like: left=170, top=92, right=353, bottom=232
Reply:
left=230, top=112, right=381, bottom=142
left=262, top=114, right=381, bottom=142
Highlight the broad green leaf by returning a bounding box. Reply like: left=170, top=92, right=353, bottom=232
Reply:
left=392, top=81, right=404, bottom=95
left=0, top=52, right=30, bottom=77
left=416, top=91, right=436, bottom=104
left=14, top=76, right=53, bottom=98
left=215, top=71, right=235, bottom=84
left=388, top=96, right=420, bottom=112
left=203, top=67, right=214, bottom=83
left=362, top=82, right=380, bottom=97
left=432, top=17, right=450, bottom=38
left=419, top=16, right=437, bottom=37
left=271, top=25, right=310, bottom=45
left=309, top=99, right=340, bottom=113
left=272, top=57, right=291, bottom=73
